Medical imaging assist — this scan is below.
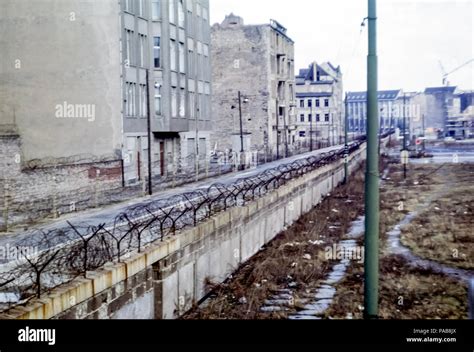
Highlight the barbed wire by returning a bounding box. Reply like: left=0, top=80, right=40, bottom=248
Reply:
left=0, top=133, right=384, bottom=312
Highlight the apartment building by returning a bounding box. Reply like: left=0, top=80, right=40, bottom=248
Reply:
left=295, top=62, right=344, bottom=147
left=211, top=14, right=296, bottom=160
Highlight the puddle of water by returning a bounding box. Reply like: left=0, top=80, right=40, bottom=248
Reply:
left=387, top=211, right=473, bottom=282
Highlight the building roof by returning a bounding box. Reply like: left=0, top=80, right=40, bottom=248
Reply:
left=296, top=62, right=339, bottom=85
left=424, top=86, right=457, bottom=95
left=296, top=92, right=333, bottom=98
left=347, top=90, right=402, bottom=102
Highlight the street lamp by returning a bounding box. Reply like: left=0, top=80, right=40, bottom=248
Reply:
left=231, top=91, right=249, bottom=169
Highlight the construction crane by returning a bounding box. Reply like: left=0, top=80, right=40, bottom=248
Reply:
left=439, top=59, right=474, bottom=86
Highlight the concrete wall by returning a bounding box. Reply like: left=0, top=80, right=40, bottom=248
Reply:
left=2, top=143, right=371, bottom=320
left=0, top=0, right=123, bottom=163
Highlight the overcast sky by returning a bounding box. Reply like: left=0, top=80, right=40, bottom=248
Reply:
left=210, top=0, right=474, bottom=93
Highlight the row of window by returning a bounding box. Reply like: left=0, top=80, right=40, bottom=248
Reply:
left=299, top=113, right=330, bottom=123
left=124, top=30, right=148, bottom=67
left=299, top=98, right=330, bottom=108
left=125, top=82, right=148, bottom=118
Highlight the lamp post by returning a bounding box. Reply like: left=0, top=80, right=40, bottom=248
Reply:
left=232, top=91, right=249, bottom=170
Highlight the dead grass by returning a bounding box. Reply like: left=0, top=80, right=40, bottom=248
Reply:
left=324, top=254, right=468, bottom=320
left=183, top=165, right=368, bottom=319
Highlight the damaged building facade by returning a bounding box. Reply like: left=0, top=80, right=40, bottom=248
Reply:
left=211, top=14, right=297, bottom=161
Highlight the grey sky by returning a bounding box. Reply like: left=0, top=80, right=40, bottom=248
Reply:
left=210, top=0, right=474, bottom=93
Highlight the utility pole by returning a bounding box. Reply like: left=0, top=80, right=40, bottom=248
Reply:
left=403, top=93, right=407, bottom=179
left=276, top=100, right=280, bottom=160
left=310, top=103, right=314, bottom=151
left=422, top=114, right=426, bottom=151
left=146, top=70, right=153, bottom=196
left=344, top=94, right=349, bottom=184
left=238, top=91, right=244, bottom=153
left=365, top=0, right=379, bottom=319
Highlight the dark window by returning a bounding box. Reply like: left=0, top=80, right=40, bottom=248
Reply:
left=316, top=114, right=320, bottom=122
left=153, top=37, right=161, bottom=68
left=316, top=99, right=320, bottom=107
left=307, top=99, right=312, bottom=108
left=308, top=114, right=312, bottom=122
left=299, top=131, right=306, bottom=137
left=299, top=100, right=304, bottom=108
left=325, top=113, right=330, bottom=122
left=300, top=114, right=305, bottom=122
left=324, top=99, right=329, bottom=107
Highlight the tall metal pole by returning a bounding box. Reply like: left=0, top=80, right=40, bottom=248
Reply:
left=310, top=103, right=314, bottom=151
left=146, top=70, right=153, bottom=196
left=403, top=93, right=407, bottom=179
left=276, top=99, right=280, bottom=160
left=365, top=0, right=379, bottom=319
left=238, top=91, right=244, bottom=153
left=344, top=94, right=349, bottom=184
left=422, top=114, right=426, bottom=151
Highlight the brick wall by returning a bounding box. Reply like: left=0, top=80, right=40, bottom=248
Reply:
left=0, top=134, right=122, bottom=230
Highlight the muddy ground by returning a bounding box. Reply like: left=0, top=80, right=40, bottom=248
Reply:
left=183, top=161, right=473, bottom=319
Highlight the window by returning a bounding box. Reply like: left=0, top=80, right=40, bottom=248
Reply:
left=299, top=131, right=306, bottom=138
left=125, top=30, right=133, bottom=66
left=178, top=0, right=185, bottom=27
left=203, top=44, right=209, bottom=57
left=325, top=113, right=330, bottom=122
left=170, top=39, right=176, bottom=71
left=169, top=0, right=175, bottom=24
left=125, top=82, right=136, bottom=117
left=324, top=99, right=329, bottom=107
left=153, top=37, right=161, bottom=68
left=137, top=0, right=145, bottom=17
left=279, top=106, right=285, bottom=117
left=179, top=42, right=185, bottom=73
left=189, top=92, right=195, bottom=118
left=307, top=99, right=312, bottom=108
left=316, top=114, right=320, bottom=122
left=140, top=84, right=147, bottom=117
left=300, top=114, right=305, bottom=122
left=171, top=87, right=177, bottom=117
left=316, top=99, right=320, bottom=107
left=151, top=0, right=160, bottom=20
left=124, top=0, right=133, bottom=13
left=179, top=88, right=186, bottom=117
left=188, top=48, right=194, bottom=76
left=139, top=34, right=147, bottom=67
left=299, top=100, right=304, bottom=108
left=308, top=114, right=312, bottom=122
left=202, top=7, right=208, bottom=21
left=154, top=83, right=161, bottom=115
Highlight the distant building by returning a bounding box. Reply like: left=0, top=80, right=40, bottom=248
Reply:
left=295, top=62, right=344, bottom=148
left=423, top=86, right=460, bottom=136
left=346, top=90, right=403, bottom=134
left=211, top=14, right=297, bottom=160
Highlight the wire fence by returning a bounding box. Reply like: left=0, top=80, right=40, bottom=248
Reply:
left=0, top=136, right=377, bottom=312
